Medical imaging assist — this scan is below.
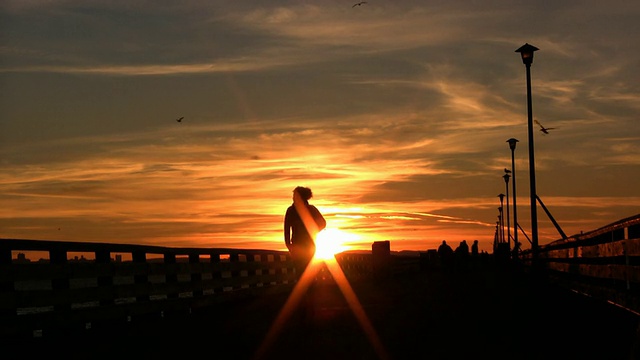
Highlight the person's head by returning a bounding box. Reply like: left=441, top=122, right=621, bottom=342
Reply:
left=293, top=186, right=313, bottom=202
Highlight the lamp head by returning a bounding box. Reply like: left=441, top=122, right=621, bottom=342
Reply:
left=507, top=138, right=519, bottom=150
left=503, top=173, right=511, bottom=183
left=515, top=43, right=539, bottom=65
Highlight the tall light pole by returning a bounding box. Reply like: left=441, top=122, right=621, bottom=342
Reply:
left=503, top=173, right=511, bottom=253
left=507, top=138, right=519, bottom=259
left=515, top=43, right=539, bottom=261
left=494, top=221, right=500, bottom=253
left=498, top=194, right=505, bottom=244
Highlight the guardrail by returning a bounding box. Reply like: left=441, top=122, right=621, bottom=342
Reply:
left=0, top=239, right=390, bottom=340
left=521, top=213, right=640, bottom=314
left=0, top=239, right=302, bottom=339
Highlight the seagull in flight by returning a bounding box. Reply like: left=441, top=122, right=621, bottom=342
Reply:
left=534, top=119, right=555, bottom=134
left=176, top=117, right=184, bottom=123
left=352, top=1, right=367, bottom=7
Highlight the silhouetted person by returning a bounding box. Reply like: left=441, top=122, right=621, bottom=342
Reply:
left=471, top=240, right=480, bottom=269
left=454, top=240, right=470, bottom=272
left=511, top=241, right=523, bottom=272
left=512, top=241, right=521, bottom=259
left=284, top=186, right=326, bottom=323
left=437, top=240, right=454, bottom=272
left=284, top=186, right=326, bottom=279
left=471, top=240, right=479, bottom=256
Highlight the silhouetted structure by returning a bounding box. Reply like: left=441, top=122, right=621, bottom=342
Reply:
left=372, top=240, right=391, bottom=279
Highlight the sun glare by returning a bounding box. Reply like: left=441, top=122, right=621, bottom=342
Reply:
left=314, top=228, right=352, bottom=260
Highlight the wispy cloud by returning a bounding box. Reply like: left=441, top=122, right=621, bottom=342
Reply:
left=1, top=0, right=639, bottom=252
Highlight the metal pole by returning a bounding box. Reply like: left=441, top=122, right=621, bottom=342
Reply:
left=504, top=174, right=511, bottom=253
left=525, top=62, right=539, bottom=261
left=498, top=193, right=505, bottom=245
left=510, top=144, right=519, bottom=258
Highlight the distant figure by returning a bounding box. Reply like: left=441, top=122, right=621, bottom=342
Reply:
left=176, top=116, right=184, bottom=123
left=470, top=240, right=480, bottom=269
left=512, top=241, right=521, bottom=261
left=437, top=240, right=454, bottom=272
left=352, top=1, right=367, bottom=7
left=284, top=186, right=326, bottom=279
left=454, top=240, right=470, bottom=272
left=456, top=240, right=469, bottom=255
left=471, top=240, right=479, bottom=257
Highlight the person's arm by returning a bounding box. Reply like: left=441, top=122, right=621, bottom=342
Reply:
left=310, top=206, right=326, bottom=231
left=284, top=208, right=292, bottom=248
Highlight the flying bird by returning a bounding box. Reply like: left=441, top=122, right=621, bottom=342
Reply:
left=352, top=1, right=367, bottom=7
left=534, top=119, right=555, bottom=134
left=176, top=117, right=184, bottom=123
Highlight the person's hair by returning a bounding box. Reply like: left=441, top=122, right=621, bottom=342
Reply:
left=294, top=186, right=313, bottom=201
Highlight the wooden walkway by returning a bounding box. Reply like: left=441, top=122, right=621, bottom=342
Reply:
left=6, top=266, right=640, bottom=360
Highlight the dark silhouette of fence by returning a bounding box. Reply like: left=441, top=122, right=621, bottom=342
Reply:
left=1, top=214, right=639, bottom=359
left=520, top=213, right=640, bottom=314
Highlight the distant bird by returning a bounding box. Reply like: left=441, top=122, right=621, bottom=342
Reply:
left=352, top=1, right=367, bottom=7
left=504, top=168, right=511, bottom=174
left=534, top=119, right=555, bottom=134
left=176, top=117, right=184, bottom=123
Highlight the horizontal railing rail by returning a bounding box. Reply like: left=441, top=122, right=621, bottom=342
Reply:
left=520, top=213, right=640, bottom=314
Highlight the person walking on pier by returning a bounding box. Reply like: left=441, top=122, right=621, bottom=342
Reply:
left=471, top=239, right=480, bottom=269
left=454, top=240, right=470, bottom=272
left=471, top=240, right=479, bottom=257
left=284, top=186, right=326, bottom=279
left=437, top=240, right=454, bottom=272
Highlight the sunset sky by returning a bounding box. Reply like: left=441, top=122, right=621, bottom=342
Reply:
left=1, top=1, right=639, bottom=254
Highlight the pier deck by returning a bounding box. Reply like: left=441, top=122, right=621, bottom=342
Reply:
left=8, top=266, right=639, bottom=360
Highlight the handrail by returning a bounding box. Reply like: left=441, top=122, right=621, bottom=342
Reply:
left=520, top=213, right=640, bottom=314
left=0, top=239, right=384, bottom=340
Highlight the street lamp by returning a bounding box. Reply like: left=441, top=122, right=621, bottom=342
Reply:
left=494, top=221, right=500, bottom=253
left=503, top=172, right=511, bottom=252
left=507, top=138, right=519, bottom=259
left=515, top=43, right=539, bottom=261
left=498, top=194, right=505, bottom=244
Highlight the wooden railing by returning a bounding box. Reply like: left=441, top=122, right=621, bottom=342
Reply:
left=0, top=239, right=388, bottom=340
left=0, top=239, right=303, bottom=339
left=520, top=213, right=640, bottom=314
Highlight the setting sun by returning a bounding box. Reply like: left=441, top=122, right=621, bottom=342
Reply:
left=314, top=228, right=354, bottom=260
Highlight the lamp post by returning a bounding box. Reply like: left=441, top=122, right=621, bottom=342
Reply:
left=507, top=138, right=519, bottom=258
left=498, top=194, right=505, bottom=244
left=494, top=221, right=500, bottom=253
left=515, top=43, right=539, bottom=261
left=503, top=173, right=511, bottom=252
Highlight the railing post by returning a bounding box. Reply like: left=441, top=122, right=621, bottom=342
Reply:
left=189, top=253, right=203, bottom=297
left=164, top=253, right=178, bottom=299
left=50, top=248, right=70, bottom=313
left=0, top=245, right=14, bottom=319
left=96, top=249, right=114, bottom=306
left=132, top=251, right=149, bottom=303
left=210, top=252, right=222, bottom=293
left=0, top=246, right=11, bottom=265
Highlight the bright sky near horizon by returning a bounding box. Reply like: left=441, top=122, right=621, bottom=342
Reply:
left=1, top=1, right=639, bottom=254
